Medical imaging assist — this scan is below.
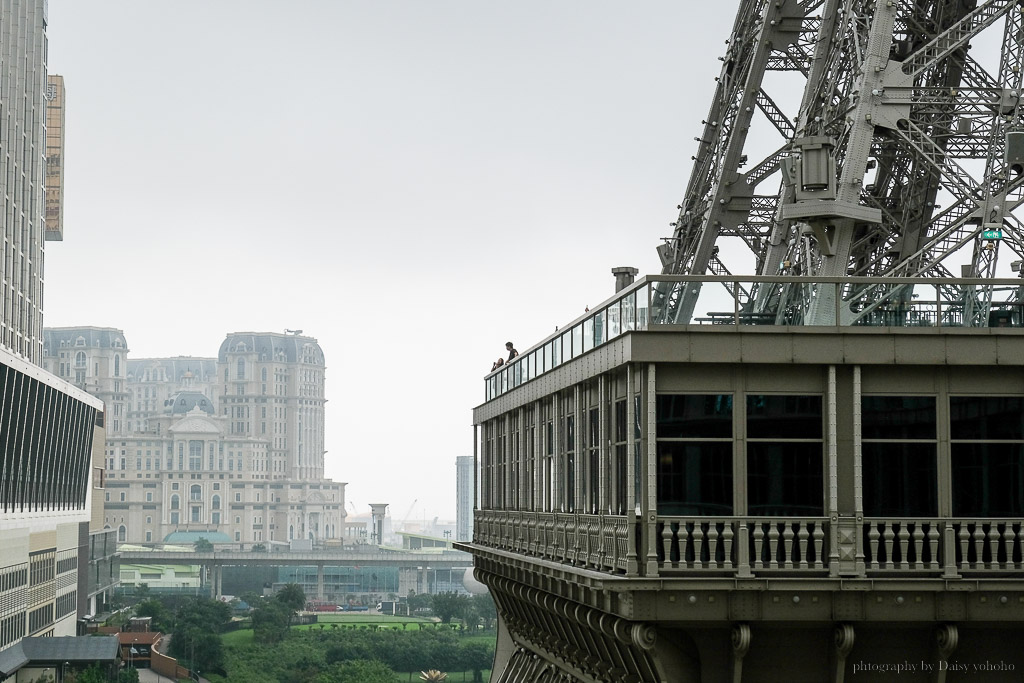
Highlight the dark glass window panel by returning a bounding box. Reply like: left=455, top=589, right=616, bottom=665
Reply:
left=657, top=441, right=733, bottom=515
left=615, top=444, right=627, bottom=514
left=615, top=400, right=627, bottom=443
left=950, top=397, right=1024, bottom=440
left=747, top=442, right=823, bottom=515
left=657, top=394, right=733, bottom=438
left=952, top=443, right=1024, bottom=516
left=566, top=453, right=576, bottom=512
left=589, top=408, right=599, bottom=448
left=862, top=443, right=938, bottom=516
left=862, top=396, right=936, bottom=440
left=747, top=395, right=822, bottom=439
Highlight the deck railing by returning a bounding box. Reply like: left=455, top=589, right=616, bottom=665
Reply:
left=474, top=510, right=631, bottom=574
left=656, top=517, right=829, bottom=575
left=484, top=274, right=1024, bottom=401
left=474, top=511, right=1024, bottom=581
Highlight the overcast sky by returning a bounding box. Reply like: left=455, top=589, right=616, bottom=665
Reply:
left=44, top=1, right=734, bottom=522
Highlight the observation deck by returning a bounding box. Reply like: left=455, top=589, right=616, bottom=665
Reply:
left=463, top=275, right=1024, bottom=682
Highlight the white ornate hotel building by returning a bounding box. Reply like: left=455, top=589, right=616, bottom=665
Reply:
left=41, top=329, right=346, bottom=548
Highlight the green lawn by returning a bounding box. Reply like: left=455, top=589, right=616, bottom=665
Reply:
left=221, top=615, right=468, bottom=646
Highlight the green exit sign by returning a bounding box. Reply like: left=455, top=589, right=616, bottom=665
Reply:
left=982, top=229, right=1003, bottom=240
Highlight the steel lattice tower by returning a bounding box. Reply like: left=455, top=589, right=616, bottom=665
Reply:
left=658, top=0, right=1024, bottom=326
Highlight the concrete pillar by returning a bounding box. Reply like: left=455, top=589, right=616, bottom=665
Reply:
left=316, top=563, right=325, bottom=600
left=612, top=266, right=639, bottom=292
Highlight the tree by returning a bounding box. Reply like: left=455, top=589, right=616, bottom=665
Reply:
left=469, top=594, right=496, bottom=630
left=174, top=596, right=231, bottom=634
left=134, top=598, right=170, bottom=632
left=460, top=641, right=494, bottom=683
left=430, top=593, right=466, bottom=624
left=324, top=660, right=396, bottom=683
left=251, top=598, right=293, bottom=644
left=169, top=597, right=232, bottom=672
left=407, top=591, right=433, bottom=614
left=194, top=537, right=214, bottom=552
left=276, top=583, right=306, bottom=612
left=252, top=543, right=267, bottom=552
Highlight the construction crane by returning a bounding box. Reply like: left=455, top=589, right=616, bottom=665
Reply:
left=399, top=499, right=418, bottom=530
left=658, top=0, right=1024, bottom=327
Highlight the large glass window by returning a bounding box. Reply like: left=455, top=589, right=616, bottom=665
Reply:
left=746, top=395, right=822, bottom=515
left=657, top=394, right=734, bottom=515
left=951, top=397, right=1024, bottom=516
left=614, top=399, right=627, bottom=515
left=862, top=396, right=937, bottom=516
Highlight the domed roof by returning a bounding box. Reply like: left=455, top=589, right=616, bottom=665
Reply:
left=166, top=391, right=214, bottom=415
left=168, top=410, right=220, bottom=435
left=218, top=332, right=325, bottom=365
left=43, top=327, right=127, bottom=353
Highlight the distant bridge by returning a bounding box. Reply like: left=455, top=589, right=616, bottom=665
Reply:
left=118, top=549, right=473, bottom=599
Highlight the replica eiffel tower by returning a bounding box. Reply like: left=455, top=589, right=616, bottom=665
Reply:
left=464, top=2, right=1024, bottom=681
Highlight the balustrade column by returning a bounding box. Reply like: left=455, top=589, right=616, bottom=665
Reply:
left=626, top=364, right=639, bottom=575
left=599, top=374, right=608, bottom=514
left=533, top=399, right=543, bottom=512
left=644, top=364, right=659, bottom=576
left=574, top=384, right=583, bottom=513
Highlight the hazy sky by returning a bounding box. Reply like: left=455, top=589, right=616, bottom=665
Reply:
left=44, top=1, right=734, bottom=521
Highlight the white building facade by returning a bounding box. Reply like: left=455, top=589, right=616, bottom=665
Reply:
left=42, top=329, right=346, bottom=549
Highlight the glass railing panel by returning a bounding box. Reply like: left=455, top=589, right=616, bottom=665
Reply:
left=560, top=330, right=572, bottom=363
left=649, top=280, right=683, bottom=324
left=687, top=280, right=741, bottom=325
left=622, top=290, right=636, bottom=331
left=593, top=309, right=606, bottom=347
left=571, top=324, right=583, bottom=359
left=636, top=286, right=649, bottom=329
left=847, top=282, right=915, bottom=327
left=607, top=300, right=621, bottom=339
left=737, top=281, right=776, bottom=325
left=583, top=318, right=595, bottom=353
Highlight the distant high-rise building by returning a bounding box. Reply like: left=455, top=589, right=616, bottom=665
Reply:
left=42, top=328, right=346, bottom=548
left=1, top=3, right=113, bottom=661
left=44, top=75, right=66, bottom=242
left=0, top=0, right=48, bottom=362
left=456, top=456, right=474, bottom=542
left=217, top=332, right=327, bottom=481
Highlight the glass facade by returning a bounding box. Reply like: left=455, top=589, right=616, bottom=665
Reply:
left=862, top=397, right=937, bottom=517
left=657, top=395, right=733, bottom=515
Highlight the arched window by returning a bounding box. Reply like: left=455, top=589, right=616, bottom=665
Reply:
left=212, top=495, right=221, bottom=510
left=118, top=525, right=127, bottom=542
left=237, top=358, right=246, bottom=380
left=74, top=351, right=86, bottom=368
left=170, top=494, right=180, bottom=510
left=190, top=484, right=202, bottom=502
left=114, top=354, right=121, bottom=377
left=261, top=368, right=267, bottom=382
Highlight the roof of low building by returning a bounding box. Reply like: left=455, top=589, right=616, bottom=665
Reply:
left=0, top=636, right=120, bottom=675
left=163, top=531, right=233, bottom=544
